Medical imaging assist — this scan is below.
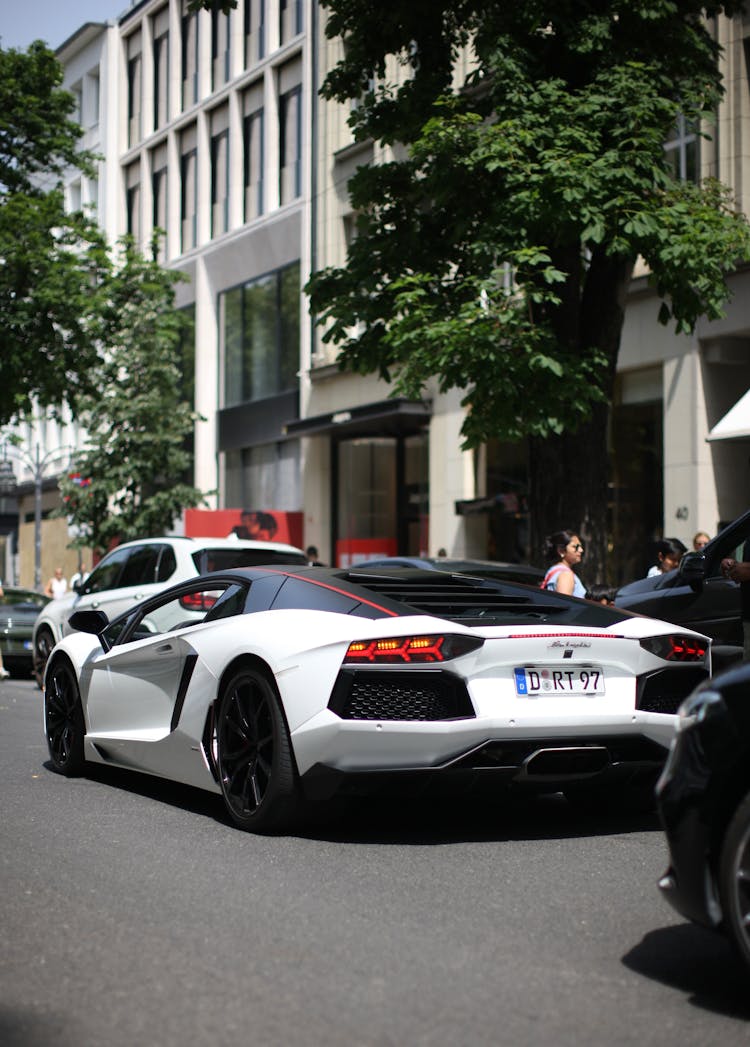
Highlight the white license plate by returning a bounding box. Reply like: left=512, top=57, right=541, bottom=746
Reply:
left=514, top=666, right=605, bottom=696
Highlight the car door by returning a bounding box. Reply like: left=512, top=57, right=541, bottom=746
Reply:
left=83, top=580, right=233, bottom=739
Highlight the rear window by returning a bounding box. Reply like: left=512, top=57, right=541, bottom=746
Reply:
left=192, top=548, right=307, bottom=573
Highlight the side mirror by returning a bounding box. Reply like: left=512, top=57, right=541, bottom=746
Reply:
left=69, top=609, right=112, bottom=652
left=679, top=551, right=707, bottom=586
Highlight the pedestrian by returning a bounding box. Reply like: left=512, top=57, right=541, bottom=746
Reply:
left=306, top=545, right=324, bottom=566
left=646, top=538, right=686, bottom=578
left=693, top=530, right=710, bottom=551
left=721, top=542, right=750, bottom=661
left=0, top=580, right=8, bottom=679
left=585, top=583, right=617, bottom=605
left=44, top=566, right=68, bottom=600
left=541, top=530, right=587, bottom=597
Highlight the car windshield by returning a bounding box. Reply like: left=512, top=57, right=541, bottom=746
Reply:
left=192, top=549, right=307, bottom=572
left=0, top=589, right=48, bottom=608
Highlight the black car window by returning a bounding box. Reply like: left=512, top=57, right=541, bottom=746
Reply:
left=202, top=584, right=249, bottom=622
left=113, top=582, right=234, bottom=644
left=156, top=545, right=177, bottom=582
left=271, top=576, right=360, bottom=614
left=119, top=545, right=160, bottom=587
left=79, top=547, right=132, bottom=595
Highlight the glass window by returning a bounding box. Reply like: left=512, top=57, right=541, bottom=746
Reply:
left=126, top=162, right=141, bottom=242
left=156, top=545, right=178, bottom=582
left=119, top=545, right=160, bottom=586
left=211, top=129, right=229, bottom=237
left=181, top=2, right=198, bottom=109
left=212, top=4, right=230, bottom=89
left=224, top=442, right=301, bottom=511
left=664, top=114, right=698, bottom=183
left=244, top=0, right=265, bottom=66
left=203, top=584, right=250, bottom=622
left=243, top=108, right=264, bottom=220
left=181, top=147, right=197, bottom=251
left=221, top=263, right=299, bottom=406
left=154, top=32, right=169, bottom=129
left=79, top=547, right=132, bottom=595
left=279, top=86, right=301, bottom=203
left=337, top=438, right=397, bottom=544
left=279, top=0, right=302, bottom=45
left=127, top=53, right=142, bottom=146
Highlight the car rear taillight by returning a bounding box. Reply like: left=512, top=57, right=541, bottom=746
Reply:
left=343, top=634, right=483, bottom=664
left=639, top=635, right=707, bottom=662
left=179, top=592, right=218, bottom=611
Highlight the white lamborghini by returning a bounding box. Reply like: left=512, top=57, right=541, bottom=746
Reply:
left=43, top=565, right=711, bottom=832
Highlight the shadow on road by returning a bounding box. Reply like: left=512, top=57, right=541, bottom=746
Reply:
left=45, top=759, right=661, bottom=845
left=622, top=924, right=750, bottom=1021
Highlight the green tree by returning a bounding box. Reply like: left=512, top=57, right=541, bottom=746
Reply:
left=307, top=1, right=750, bottom=578
left=59, top=240, right=206, bottom=554
left=0, top=42, right=109, bottom=425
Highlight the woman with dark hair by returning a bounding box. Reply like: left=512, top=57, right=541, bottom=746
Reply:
left=646, top=537, right=687, bottom=578
left=541, top=530, right=587, bottom=597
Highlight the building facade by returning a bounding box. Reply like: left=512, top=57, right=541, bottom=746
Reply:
left=4, top=4, right=750, bottom=586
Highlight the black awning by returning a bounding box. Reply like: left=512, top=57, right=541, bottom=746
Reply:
left=283, top=398, right=432, bottom=439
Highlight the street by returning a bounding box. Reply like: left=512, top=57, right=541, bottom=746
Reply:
left=1, top=677, right=748, bottom=1046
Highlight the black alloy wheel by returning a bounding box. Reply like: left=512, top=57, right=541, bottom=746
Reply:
left=215, top=667, right=298, bottom=832
left=45, top=659, right=86, bottom=776
left=719, top=792, right=750, bottom=970
left=34, top=627, right=55, bottom=690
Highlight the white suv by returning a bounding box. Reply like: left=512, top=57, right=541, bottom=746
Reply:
left=33, top=535, right=307, bottom=685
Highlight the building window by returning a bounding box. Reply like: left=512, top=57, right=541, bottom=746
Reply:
left=71, top=81, right=83, bottom=124
left=279, top=0, right=302, bottom=45
left=211, top=129, right=229, bottom=237
left=68, top=180, right=82, bottom=212
left=86, top=68, right=100, bottom=127
left=153, top=30, right=169, bottom=129
left=127, top=37, right=142, bottom=146
left=244, top=0, right=265, bottom=66
left=180, top=130, right=197, bottom=251
left=221, top=263, right=300, bottom=407
left=152, top=162, right=167, bottom=260
left=243, top=107, right=264, bottom=220
left=279, top=85, right=301, bottom=203
left=664, top=114, right=698, bottom=182
left=212, top=4, right=230, bottom=89
left=225, top=441, right=300, bottom=511
left=181, top=2, right=199, bottom=110
left=126, top=163, right=141, bottom=243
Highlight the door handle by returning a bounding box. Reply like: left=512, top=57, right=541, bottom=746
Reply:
left=157, top=643, right=173, bottom=654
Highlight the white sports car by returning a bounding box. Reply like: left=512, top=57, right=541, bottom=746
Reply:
left=44, top=565, right=711, bottom=832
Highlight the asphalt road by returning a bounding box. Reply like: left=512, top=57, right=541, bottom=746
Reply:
left=1, top=677, right=749, bottom=1046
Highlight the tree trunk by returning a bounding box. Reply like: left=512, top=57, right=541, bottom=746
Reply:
left=528, top=250, right=634, bottom=586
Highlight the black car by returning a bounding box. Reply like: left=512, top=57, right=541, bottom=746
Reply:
left=616, top=509, right=750, bottom=657
left=0, top=587, right=50, bottom=677
left=656, top=661, right=750, bottom=969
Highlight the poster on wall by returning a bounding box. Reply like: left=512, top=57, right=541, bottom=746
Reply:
left=184, top=509, right=304, bottom=549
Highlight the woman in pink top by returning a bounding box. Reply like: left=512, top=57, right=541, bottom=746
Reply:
left=541, top=529, right=587, bottom=598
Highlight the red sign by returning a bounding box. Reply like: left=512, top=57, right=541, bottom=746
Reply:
left=184, top=509, right=304, bottom=549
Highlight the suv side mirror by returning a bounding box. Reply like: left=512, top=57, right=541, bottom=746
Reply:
left=679, top=551, right=707, bottom=585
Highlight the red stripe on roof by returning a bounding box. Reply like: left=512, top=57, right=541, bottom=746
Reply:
left=257, top=568, right=400, bottom=617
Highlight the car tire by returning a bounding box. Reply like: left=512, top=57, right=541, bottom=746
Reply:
left=719, top=791, right=750, bottom=969
left=34, top=626, right=56, bottom=690
left=215, top=667, right=298, bottom=833
left=45, top=658, right=86, bottom=777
